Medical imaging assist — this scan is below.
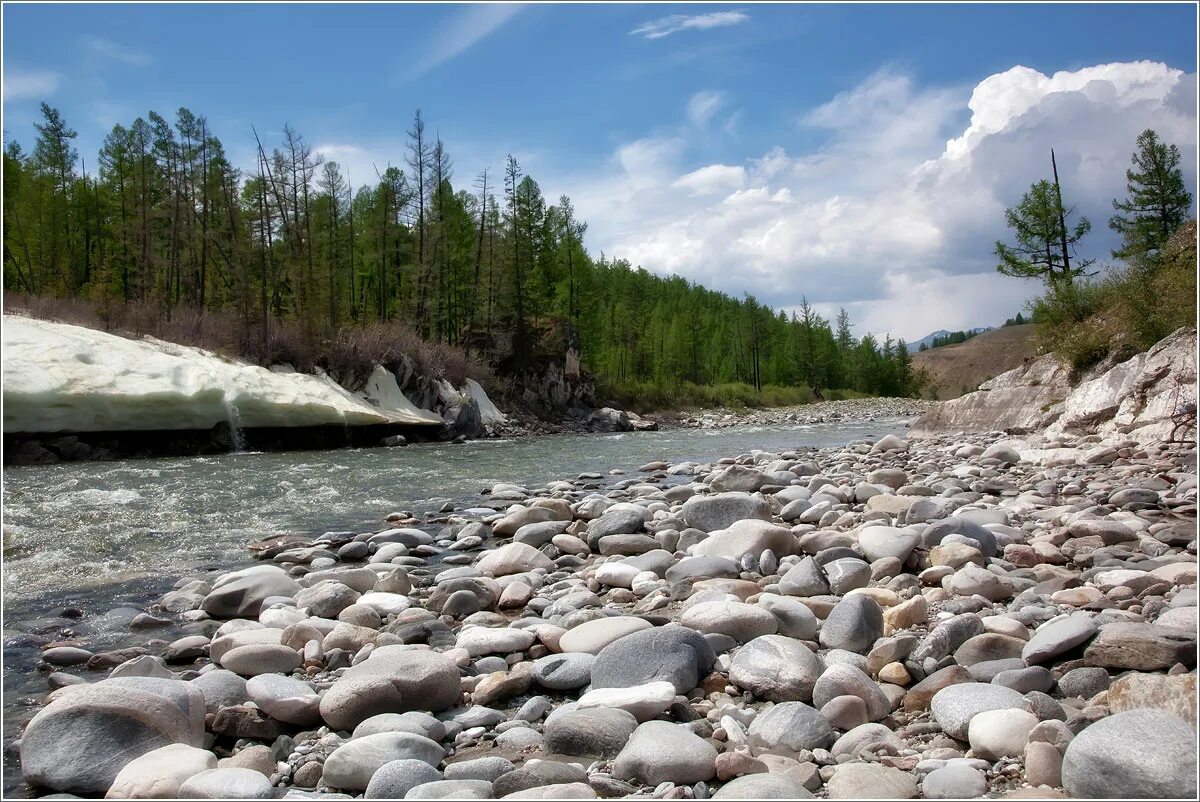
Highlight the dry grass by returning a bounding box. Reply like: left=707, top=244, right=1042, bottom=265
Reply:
left=912, top=324, right=1038, bottom=399
left=3, top=293, right=492, bottom=392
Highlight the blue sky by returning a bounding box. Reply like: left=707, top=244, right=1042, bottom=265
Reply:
left=4, top=3, right=1197, bottom=338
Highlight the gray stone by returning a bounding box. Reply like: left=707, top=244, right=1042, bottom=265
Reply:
left=176, top=767, right=275, bottom=799
left=406, top=779, right=494, bottom=799
left=680, top=601, right=778, bottom=643
left=812, top=664, right=890, bottom=722
left=319, top=647, right=460, bottom=730
left=825, top=763, right=916, bottom=799
left=245, top=673, right=320, bottom=726
left=201, top=565, right=301, bottom=618
left=322, top=732, right=444, bottom=791
left=189, top=670, right=248, bottom=714
left=681, top=493, right=771, bottom=533
left=729, top=635, right=823, bottom=703
left=778, top=557, right=830, bottom=597
left=711, top=774, right=814, bottom=799
left=353, top=712, right=447, bottom=741
left=591, top=625, right=715, bottom=694
left=666, top=556, right=741, bottom=584
left=363, top=759, right=443, bottom=800
left=921, top=764, right=986, bottom=799
left=444, top=757, right=515, bottom=783
left=1062, top=709, right=1197, bottom=799
left=857, top=526, right=919, bottom=564
left=819, top=595, right=883, bottom=654
left=757, top=595, right=819, bottom=640
left=613, top=720, right=717, bottom=785
left=930, top=683, right=1026, bottom=740
left=1056, top=667, right=1110, bottom=700
left=747, top=702, right=833, bottom=755
left=19, top=678, right=206, bottom=795
left=532, top=653, right=594, bottom=691
left=1022, top=613, right=1098, bottom=665
left=544, top=707, right=638, bottom=758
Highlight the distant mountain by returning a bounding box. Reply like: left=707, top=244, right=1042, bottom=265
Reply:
left=907, top=327, right=993, bottom=353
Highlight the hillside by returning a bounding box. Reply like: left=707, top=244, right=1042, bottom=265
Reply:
left=906, top=326, right=992, bottom=353
left=913, top=324, right=1037, bottom=399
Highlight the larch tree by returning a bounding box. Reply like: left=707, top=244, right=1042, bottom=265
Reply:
left=995, top=151, right=1093, bottom=297
left=1109, top=129, right=1193, bottom=261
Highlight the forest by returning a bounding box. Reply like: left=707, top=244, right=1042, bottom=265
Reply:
left=2, top=103, right=923, bottom=407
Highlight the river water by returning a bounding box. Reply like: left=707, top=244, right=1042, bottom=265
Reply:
left=1, top=418, right=910, bottom=795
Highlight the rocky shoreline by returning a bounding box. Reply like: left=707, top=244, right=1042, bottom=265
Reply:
left=495, top=398, right=938, bottom=439
left=9, top=420, right=1198, bottom=800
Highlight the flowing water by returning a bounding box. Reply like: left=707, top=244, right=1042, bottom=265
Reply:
left=1, top=418, right=910, bottom=795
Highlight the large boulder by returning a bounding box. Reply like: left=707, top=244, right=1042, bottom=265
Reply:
left=20, top=678, right=206, bottom=795
left=201, top=565, right=301, bottom=618
left=679, top=601, right=778, bottom=643
left=476, top=543, right=554, bottom=577
left=1062, top=709, right=1197, bottom=799
left=543, top=707, right=639, bottom=758
left=680, top=493, right=771, bottom=533
left=104, top=743, right=217, bottom=799
left=320, top=647, right=460, bottom=731
left=591, top=625, right=715, bottom=694
left=747, top=702, right=834, bottom=754
left=819, top=595, right=883, bottom=653
left=612, top=721, right=717, bottom=785
left=691, top=519, right=796, bottom=560
left=729, top=635, right=823, bottom=703
left=930, top=683, right=1026, bottom=740
left=323, top=732, right=444, bottom=791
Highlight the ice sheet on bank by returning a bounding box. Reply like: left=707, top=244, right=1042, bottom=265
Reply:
left=2, top=315, right=443, bottom=433
left=358, top=365, right=443, bottom=423
left=465, top=378, right=507, bottom=427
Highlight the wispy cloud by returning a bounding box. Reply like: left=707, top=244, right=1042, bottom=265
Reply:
left=687, top=90, right=726, bottom=126
left=630, top=10, right=749, bottom=40
left=407, top=4, right=524, bottom=79
left=2, top=68, right=61, bottom=102
left=84, top=35, right=152, bottom=67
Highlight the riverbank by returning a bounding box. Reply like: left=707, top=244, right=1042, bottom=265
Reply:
left=6, top=418, right=1195, bottom=799
left=496, top=398, right=937, bottom=438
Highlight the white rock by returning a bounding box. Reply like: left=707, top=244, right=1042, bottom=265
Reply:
left=577, top=681, right=676, bottom=722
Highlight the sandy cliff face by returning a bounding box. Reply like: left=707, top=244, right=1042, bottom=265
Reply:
left=911, top=327, right=1196, bottom=444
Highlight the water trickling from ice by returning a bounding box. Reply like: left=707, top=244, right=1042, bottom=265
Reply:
left=223, top=398, right=246, bottom=452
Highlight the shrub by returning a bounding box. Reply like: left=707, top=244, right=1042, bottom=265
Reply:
left=1027, top=221, right=1196, bottom=374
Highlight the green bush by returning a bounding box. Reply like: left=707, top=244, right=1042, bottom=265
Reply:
left=1028, top=222, right=1197, bottom=373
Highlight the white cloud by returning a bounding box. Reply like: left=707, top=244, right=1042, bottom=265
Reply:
left=84, top=35, right=152, bottom=67
left=2, top=68, right=61, bottom=102
left=630, top=10, right=749, bottom=40
left=673, top=164, right=746, bottom=195
left=408, top=4, right=524, bottom=78
left=687, top=90, right=725, bottom=127
left=557, top=61, right=1196, bottom=340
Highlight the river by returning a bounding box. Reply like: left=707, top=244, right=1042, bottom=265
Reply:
left=1, top=417, right=910, bottom=796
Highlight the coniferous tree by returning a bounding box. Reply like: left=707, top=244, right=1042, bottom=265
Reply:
left=1109, top=129, right=1193, bottom=261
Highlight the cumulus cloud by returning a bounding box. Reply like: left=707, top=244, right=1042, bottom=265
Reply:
left=630, top=10, right=749, bottom=40
left=2, top=68, right=61, bottom=102
left=561, top=61, right=1196, bottom=340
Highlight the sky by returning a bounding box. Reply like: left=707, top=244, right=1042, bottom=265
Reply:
left=3, top=2, right=1197, bottom=341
